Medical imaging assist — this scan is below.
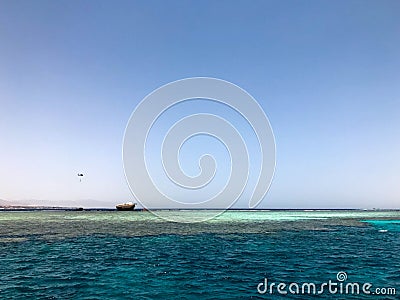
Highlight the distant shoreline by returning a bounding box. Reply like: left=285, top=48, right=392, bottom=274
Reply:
left=0, top=206, right=399, bottom=212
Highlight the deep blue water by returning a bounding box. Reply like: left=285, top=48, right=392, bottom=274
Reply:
left=0, top=211, right=399, bottom=299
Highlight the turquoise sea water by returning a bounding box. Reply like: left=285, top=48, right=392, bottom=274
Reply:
left=0, top=210, right=399, bottom=299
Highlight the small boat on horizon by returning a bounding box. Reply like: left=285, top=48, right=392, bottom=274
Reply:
left=116, top=202, right=136, bottom=211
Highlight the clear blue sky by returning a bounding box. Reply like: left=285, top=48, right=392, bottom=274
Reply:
left=0, top=0, right=399, bottom=208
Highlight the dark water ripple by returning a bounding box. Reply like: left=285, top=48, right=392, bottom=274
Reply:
left=0, top=211, right=399, bottom=299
